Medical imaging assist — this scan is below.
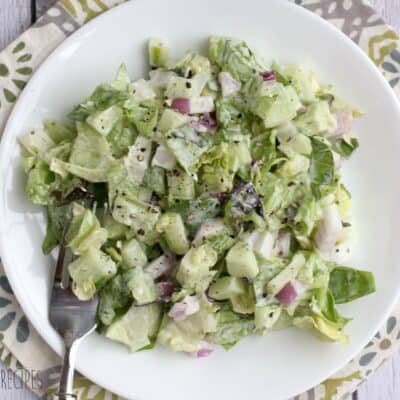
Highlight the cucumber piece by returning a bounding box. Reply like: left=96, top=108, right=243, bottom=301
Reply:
left=148, top=37, right=170, bottom=68
left=226, top=242, right=259, bottom=279
left=156, top=212, right=189, bottom=255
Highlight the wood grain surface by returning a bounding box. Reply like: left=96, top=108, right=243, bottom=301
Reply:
left=0, top=0, right=32, bottom=50
left=0, top=1, right=399, bottom=399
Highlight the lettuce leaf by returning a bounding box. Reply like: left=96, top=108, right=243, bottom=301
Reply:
left=106, top=303, right=161, bottom=352
left=52, top=122, right=116, bottom=182
left=329, top=266, right=376, bottom=304
left=66, top=203, right=108, bottom=255
left=334, top=137, right=359, bottom=159
left=44, top=120, right=76, bottom=143
left=25, top=160, right=56, bottom=205
left=166, top=125, right=211, bottom=175
left=209, top=36, right=265, bottom=82
left=309, top=137, right=334, bottom=186
left=111, top=195, right=160, bottom=244
left=69, top=248, right=117, bottom=300
left=98, top=274, right=132, bottom=325
left=208, top=310, right=254, bottom=349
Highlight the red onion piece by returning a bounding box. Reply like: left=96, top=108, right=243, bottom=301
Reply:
left=168, top=295, right=200, bottom=322
left=215, top=192, right=229, bottom=204
left=277, top=281, right=303, bottom=308
left=191, top=114, right=218, bottom=133
left=260, top=71, right=276, bottom=84
left=196, top=343, right=214, bottom=358
left=156, top=281, right=175, bottom=298
left=171, top=98, right=191, bottom=114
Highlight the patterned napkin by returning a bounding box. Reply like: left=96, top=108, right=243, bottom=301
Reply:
left=0, top=1, right=400, bottom=399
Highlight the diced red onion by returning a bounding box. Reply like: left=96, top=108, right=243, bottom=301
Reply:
left=171, top=98, right=191, bottom=114
left=314, top=204, right=342, bottom=254
left=219, top=72, right=241, bottom=97
left=260, top=71, right=276, bottom=84
left=168, top=295, right=200, bottom=322
left=191, top=114, right=218, bottom=133
left=215, top=192, right=229, bottom=204
left=275, top=231, right=291, bottom=258
left=277, top=280, right=304, bottom=308
left=145, top=253, right=177, bottom=279
left=156, top=281, right=175, bottom=298
left=196, top=342, right=214, bottom=358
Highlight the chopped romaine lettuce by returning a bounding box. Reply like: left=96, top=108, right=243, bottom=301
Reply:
left=208, top=310, right=254, bottom=349
left=68, top=248, right=117, bottom=300
left=19, top=35, right=371, bottom=355
left=66, top=203, right=107, bottom=255
left=106, top=303, right=161, bottom=352
left=329, top=267, right=376, bottom=304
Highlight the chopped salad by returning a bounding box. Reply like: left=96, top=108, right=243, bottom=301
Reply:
left=19, top=36, right=375, bottom=356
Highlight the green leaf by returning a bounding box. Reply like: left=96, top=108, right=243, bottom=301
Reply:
left=382, top=61, right=398, bottom=73
left=16, top=316, right=30, bottom=343
left=309, top=137, right=334, bottom=186
left=390, top=77, right=400, bottom=88
left=334, top=137, right=359, bottom=159
left=0, top=277, right=13, bottom=295
left=390, top=49, right=400, bottom=64
left=0, top=64, right=9, bottom=77
left=209, top=310, right=254, bottom=349
left=17, top=54, right=32, bottom=62
left=168, top=196, right=221, bottom=236
left=312, top=288, right=349, bottom=327
left=3, top=353, right=12, bottom=366
left=329, top=266, right=376, bottom=304
left=12, top=79, right=27, bottom=90
left=12, top=42, right=25, bottom=53
left=0, top=298, right=11, bottom=308
left=16, top=67, right=33, bottom=76
left=3, top=89, right=16, bottom=103
left=0, top=312, right=16, bottom=331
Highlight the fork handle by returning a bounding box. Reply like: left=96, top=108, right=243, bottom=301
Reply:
left=53, top=343, right=77, bottom=399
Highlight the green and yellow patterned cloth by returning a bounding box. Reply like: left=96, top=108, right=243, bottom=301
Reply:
left=0, top=1, right=399, bottom=399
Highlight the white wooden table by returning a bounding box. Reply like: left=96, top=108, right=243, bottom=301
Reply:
left=0, top=0, right=399, bottom=399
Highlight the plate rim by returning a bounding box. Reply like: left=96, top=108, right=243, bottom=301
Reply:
left=1, top=0, right=400, bottom=398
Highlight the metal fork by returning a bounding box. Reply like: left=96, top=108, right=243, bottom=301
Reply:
left=49, top=227, right=99, bottom=400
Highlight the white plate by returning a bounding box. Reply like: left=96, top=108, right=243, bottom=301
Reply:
left=1, top=0, right=400, bottom=399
